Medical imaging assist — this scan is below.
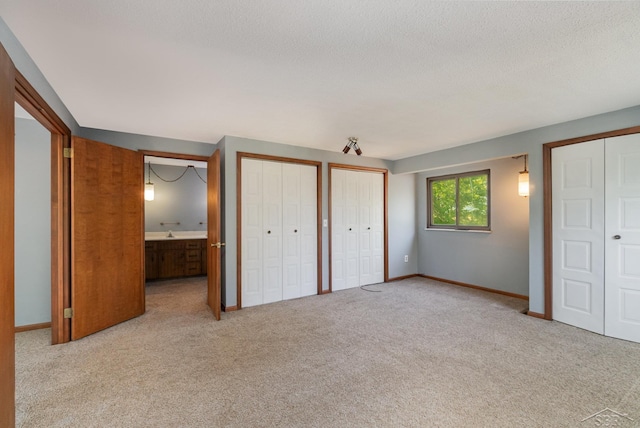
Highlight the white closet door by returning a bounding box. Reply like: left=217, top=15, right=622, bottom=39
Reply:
left=262, top=161, right=283, bottom=304
left=359, top=172, right=384, bottom=286
left=370, top=172, right=385, bottom=283
left=605, top=134, right=640, bottom=342
left=552, top=140, right=605, bottom=334
left=242, top=158, right=264, bottom=308
left=344, top=171, right=360, bottom=289
left=299, top=165, right=318, bottom=297
left=358, top=173, right=374, bottom=285
left=331, top=169, right=348, bottom=291
left=331, top=168, right=385, bottom=290
left=282, top=163, right=301, bottom=300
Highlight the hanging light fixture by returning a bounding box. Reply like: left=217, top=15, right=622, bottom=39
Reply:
left=144, top=161, right=155, bottom=201
left=342, top=137, right=362, bottom=156
left=517, top=154, right=529, bottom=197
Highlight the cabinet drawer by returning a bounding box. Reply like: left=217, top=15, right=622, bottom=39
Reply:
left=185, top=241, right=201, bottom=249
left=186, top=262, right=201, bottom=275
left=186, top=250, right=201, bottom=261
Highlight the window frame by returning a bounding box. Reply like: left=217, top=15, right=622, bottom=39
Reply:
left=426, top=169, right=491, bottom=231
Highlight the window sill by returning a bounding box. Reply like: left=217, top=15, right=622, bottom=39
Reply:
left=424, top=228, right=491, bottom=234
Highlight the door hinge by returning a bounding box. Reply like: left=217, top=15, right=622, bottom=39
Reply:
left=63, top=147, right=74, bottom=158
left=63, top=308, right=74, bottom=319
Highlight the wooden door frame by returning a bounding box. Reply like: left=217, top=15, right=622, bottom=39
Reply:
left=15, top=70, right=72, bottom=344
left=139, top=150, right=214, bottom=295
left=236, top=152, right=323, bottom=310
left=542, top=125, right=640, bottom=320
left=328, top=163, right=389, bottom=293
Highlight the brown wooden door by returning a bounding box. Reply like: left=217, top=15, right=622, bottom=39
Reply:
left=71, top=137, right=145, bottom=340
left=0, top=42, right=16, bottom=428
left=207, top=150, right=222, bottom=319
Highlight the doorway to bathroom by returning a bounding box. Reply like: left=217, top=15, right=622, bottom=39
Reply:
left=142, top=153, right=221, bottom=318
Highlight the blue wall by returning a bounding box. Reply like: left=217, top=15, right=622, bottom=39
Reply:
left=144, top=163, right=207, bottom=233
left=15, top=116, right=51, bottom=326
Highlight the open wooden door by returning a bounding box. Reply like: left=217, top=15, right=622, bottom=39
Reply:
left=71, top=137, right=145, bottom=340
left=207, top=149, right=222, bottom=320
left=0, top=42, right=16, bottom=428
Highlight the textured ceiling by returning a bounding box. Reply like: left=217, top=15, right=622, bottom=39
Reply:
left=2, top=1, right=640, bottom=160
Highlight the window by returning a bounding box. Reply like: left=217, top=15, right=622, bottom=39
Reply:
left=427, top=170, right=490, bottom=230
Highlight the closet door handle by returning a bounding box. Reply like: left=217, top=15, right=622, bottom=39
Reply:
left=294, top=229, right=298, bottom=233
left=367, top=227, right=371, bottom=230
left=348, top=228, right=352, bottom=231
left=613, top=235, right=621, bottom=240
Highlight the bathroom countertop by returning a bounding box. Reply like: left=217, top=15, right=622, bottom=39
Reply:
left=145, top=231, right=207, bottom=241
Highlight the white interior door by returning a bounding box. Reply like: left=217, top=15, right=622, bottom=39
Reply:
left=359, top=171, right=384, bottom=286
left=358, top=173, right=374, bottom=285
left=370, top=172, right=385, bottom=282
left=331, top=168, right=384, bottom=290
left=243, top=158, right=318, bottom=307
left=345, top=172, right=360, bottom=289
left=331, top=169, right=347, bottom=291
left=282, top=163, right=301, bottom=300
left=241, top=158, right=264, bottom=308
left=605, top=134, right=640, bottom=342
left=299, top=164, right=318, bottom=297
left=262, top=161, right=283, bottom=304
left=552, top=139, right=605, bottom=334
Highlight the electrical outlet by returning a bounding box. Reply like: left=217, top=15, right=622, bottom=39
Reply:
left=323, top=219, right=328, bottom=227
left=404, top=255, right=408, bottom=263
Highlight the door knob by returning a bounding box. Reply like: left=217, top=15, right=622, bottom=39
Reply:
left=294, top=229, right=298, bottom=233
left=210, top=242, right=226, bottom=248
left=613, top=235, right=621, bottom=240
left=267, top=230, right=271, bottom=234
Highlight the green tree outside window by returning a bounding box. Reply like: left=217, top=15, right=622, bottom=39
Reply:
left=428, top=170, right=490, bottom=230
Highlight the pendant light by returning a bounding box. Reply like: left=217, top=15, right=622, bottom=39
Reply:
left=145, top=161, right=155, bottom=201
left=518, top=154, right=529, bottom=197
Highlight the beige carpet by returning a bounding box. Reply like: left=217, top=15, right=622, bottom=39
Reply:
left=15, top=277, right=640, bottom=427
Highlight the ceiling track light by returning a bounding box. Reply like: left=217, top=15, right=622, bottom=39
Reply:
left=342, top=137, right=362, bottom=156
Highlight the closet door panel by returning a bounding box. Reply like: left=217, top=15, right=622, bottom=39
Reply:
left=605, top=134, right=640, bottom=343
left=242, top=159, right=264, bottom=307
left=262, top=161, right=283, bottom=304
left=552, top=140, right=605, bottom=334
left=370, top=172, right=385, bottom=282
left=299, top=164, right=318, bottom=297
left=359, top=172, right=384, bottom=286
left=282, top=163, right=301, bottom=300
left=331, top=169, right=347, bottom=291
left=331, top=168, right=385, bottom=290
left=345, top=173, right=360, bottom=288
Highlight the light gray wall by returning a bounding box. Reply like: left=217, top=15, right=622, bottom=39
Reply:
left=394, top=104, right=640, bottom=313
left=15, top=117, right=51, bottom=326
left=220, top=136, right=416, bottom=307
left=145, top=164, right=207, bottom=233
left=416, top=157, right=529, bottom=296
left=0, top=18, right=79, bottom=134
left=388, top=173, right=418, bottom=277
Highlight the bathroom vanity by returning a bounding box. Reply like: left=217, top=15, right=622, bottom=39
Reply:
left=145, top=232, right=207, bottom=281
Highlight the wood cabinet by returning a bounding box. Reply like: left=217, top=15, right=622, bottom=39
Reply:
left=145, top=239, right=207, bottom=281
left=145, top=242, right=159, bottom=280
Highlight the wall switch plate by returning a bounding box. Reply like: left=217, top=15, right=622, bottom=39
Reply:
left=323, top=219, right=328, bottom=227
left=404, top=255, right=409, bottom=263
